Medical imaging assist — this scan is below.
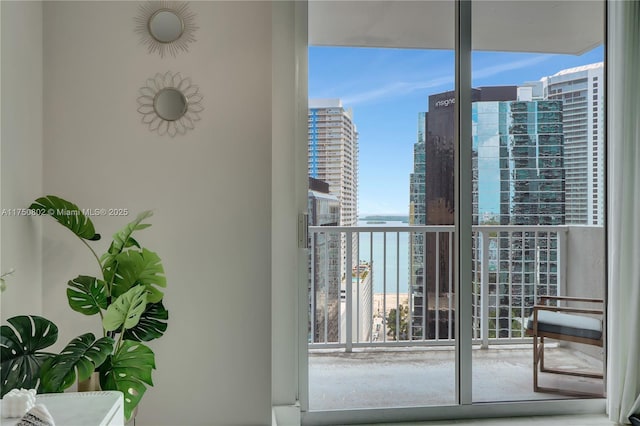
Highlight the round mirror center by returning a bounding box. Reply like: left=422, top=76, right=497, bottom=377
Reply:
left=149, top=10, right=184, bottom=43
left=154, top=88, right=187, bottom=121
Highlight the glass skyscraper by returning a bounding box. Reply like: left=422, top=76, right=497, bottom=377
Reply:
left=308, top=178, right=340, bottom=343
left=471, top=99, right=564, bottom=338
left=409, top=87, right=517, bottom=339
left=520, top=62, right=604, bottom=225
left=473, top=100, right=565, bottom=226
left=409, top=87, right=565, bottom=340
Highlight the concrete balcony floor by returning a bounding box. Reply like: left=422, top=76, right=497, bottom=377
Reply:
left=309, top=345, right=604, bottom=411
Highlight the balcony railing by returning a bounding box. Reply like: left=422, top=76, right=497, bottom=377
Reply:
left=308, top=225, right=568, bottom=351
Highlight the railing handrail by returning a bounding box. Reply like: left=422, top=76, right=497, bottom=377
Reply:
left=310, top=224, right=569, bottom=233
left=472, top=225, right=569, bottom=233
left=309, top=225, right=455, bottom=233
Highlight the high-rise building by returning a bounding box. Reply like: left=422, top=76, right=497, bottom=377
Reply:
left=521, top=62, right=604, bottom=225
left=473, top=100, right=565, bottom=226
left=308, top=99, right=360, bottom=341
left=308, top=177, right=341, bottom=343
left=340, top=261, right=373, bottom=343
left=308, top=99, right=359, bottom=229
left=308, top=99, right=359, bottom=279
left=409, top=87, right=517, bottom=339
left=471, top=99, right=564, bottom=338
left=409, top=112, right=426, bottom=227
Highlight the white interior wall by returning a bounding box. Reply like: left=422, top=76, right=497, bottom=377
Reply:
left=565, top=226, right=605, bottom=301
left=40, top=1, right=272, bottom=424
left=564, top=226, right=605, bottom=359
left=0, top=1, right=44, bottom=321
left=271, top=1, right=308, bottom=413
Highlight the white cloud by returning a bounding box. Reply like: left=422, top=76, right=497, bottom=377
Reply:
left=341, top=54, right=550, bottom=106
left=473, top=55, right=550, bottom=79
left=342, top=75, right=453, bottom=105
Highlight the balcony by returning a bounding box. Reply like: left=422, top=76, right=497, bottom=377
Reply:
left=308, top=224, right=605, bottom=410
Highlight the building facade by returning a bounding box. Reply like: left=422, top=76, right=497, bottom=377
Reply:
left=308, top=177, right=341, bottom=343
left=471, top=100, right=564, bottom=338
left=543, top=63, right=603, bottom=225
left=409, top=87, right=517, bottom=339
left=340, top=261, right=373, bottom=343
left=522, top=62, right=604, bottom=225
left=308, top=99, right=359, bottom=281
left=308, top=99, right=359, bottom=230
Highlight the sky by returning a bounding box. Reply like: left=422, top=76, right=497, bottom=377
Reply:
left=309, top=45, right=604, bottom=216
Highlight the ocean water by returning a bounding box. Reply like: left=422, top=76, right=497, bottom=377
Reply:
left=357, top=220, right=410, bottom=294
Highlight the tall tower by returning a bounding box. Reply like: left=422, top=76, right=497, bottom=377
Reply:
left=308, top=99, right=359, bottom=299
left=410, top=87, right=517, bottom=339
left=308, top=99, right=359, bottom=230
left=308, top=178, right=341, bottom=343
left=472, top=99, right=564, bottom=338
left=522, top=62, right=604, bottom=225
left=408, top=113, right=426, bottom=339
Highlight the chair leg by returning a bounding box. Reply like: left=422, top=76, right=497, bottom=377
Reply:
left=533, top=334, right=539, bottom=391
left=540, top=336, right=545, bottom=372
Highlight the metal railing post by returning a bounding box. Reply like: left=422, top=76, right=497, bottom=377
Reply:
left=346, top=231, right=353, bottom=352
left=481, top=230, right=490, bottom=349
left=435, top=232, right=440, bottom=341
left=310, top=232, right=316, bottom=343
left=558, top=229, right=567, bottom=300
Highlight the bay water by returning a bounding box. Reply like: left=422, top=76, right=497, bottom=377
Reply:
left=356, top=220, right=410, bottom=294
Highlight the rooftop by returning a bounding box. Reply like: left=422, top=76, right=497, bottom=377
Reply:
left=552, top=62, right=604, bottom=76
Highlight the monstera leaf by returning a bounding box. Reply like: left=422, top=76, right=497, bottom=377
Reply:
left=29, top=195, right=100, bottom=241
left=39, top=333, right=114, bottom=393
left=101, top=211, right=153, bottom=271
left=67, top=275, right=108, bottom=316
left=100, top=340, right=155, bottom=420
left=124, top=301, right=169, bottom=342
left=0, top=316, right=58, bottom=397
left=103, top=285, right=147, bottom=332
left=110, top=249, right=166, bottom=303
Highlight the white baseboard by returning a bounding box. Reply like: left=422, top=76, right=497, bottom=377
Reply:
left=272, top=404, right=301, bottom=426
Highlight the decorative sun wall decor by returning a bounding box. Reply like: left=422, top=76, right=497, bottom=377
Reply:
left=137, top=71, right=204, bottom=137
left=135, top=1, right=198, bottom=58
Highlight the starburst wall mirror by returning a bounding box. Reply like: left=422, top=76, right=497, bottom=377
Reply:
left=137, top=72, right=204, bottom=137
left=135, top=1, right=197, bottom=58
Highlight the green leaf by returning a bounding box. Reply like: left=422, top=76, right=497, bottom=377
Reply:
left=0, top=316, right=58, bottom=397
left=101, top=211, right=153, bottom=270
left=39, top=334, right=114, bottom=393
left=29, top=195, right=100, bottom=241
left=111, top=249, right=166, bottom=303
left=124, top=301, right=169, bottom=342
left=66, top=275, right=108, bottom=315
left=100, top=340, right=155, bottom=420
left=103, top=286, right=147, bottom=332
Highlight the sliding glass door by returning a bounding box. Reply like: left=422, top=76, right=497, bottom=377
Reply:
left=469, top=0, right=606, bottom=403
left=302, top=0, right=606, bottom=422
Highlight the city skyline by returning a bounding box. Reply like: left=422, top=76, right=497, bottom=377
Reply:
left=309, top=45, right=604, bottom=215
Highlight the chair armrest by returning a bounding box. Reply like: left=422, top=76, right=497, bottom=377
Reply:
left=539, top=295, right=603, bottom=304
left=533, top=305, right=604, bottom=315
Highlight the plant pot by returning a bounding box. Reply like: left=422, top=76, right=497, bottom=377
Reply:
left=77, top=372, right=101, bottom=392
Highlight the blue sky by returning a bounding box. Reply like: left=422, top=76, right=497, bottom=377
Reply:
left=309, top=45, right=604, bottom=216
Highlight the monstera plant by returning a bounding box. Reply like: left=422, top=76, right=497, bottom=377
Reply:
left=0, top=196, right=168, bottom=420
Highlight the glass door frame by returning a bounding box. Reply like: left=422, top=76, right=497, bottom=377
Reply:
left=299, top=1, right=607, bottom=423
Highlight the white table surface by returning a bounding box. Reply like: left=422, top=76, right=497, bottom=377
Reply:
left=0, top=391, right=124, bottom=426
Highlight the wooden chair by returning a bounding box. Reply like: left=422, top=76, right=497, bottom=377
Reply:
left=525, top=295, right=604, bottom=397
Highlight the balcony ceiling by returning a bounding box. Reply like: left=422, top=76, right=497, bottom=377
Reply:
left=309, top=0, right=604, bottom=54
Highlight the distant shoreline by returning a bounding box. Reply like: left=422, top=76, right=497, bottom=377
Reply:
left=359, top=215, right=409, bottom=223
